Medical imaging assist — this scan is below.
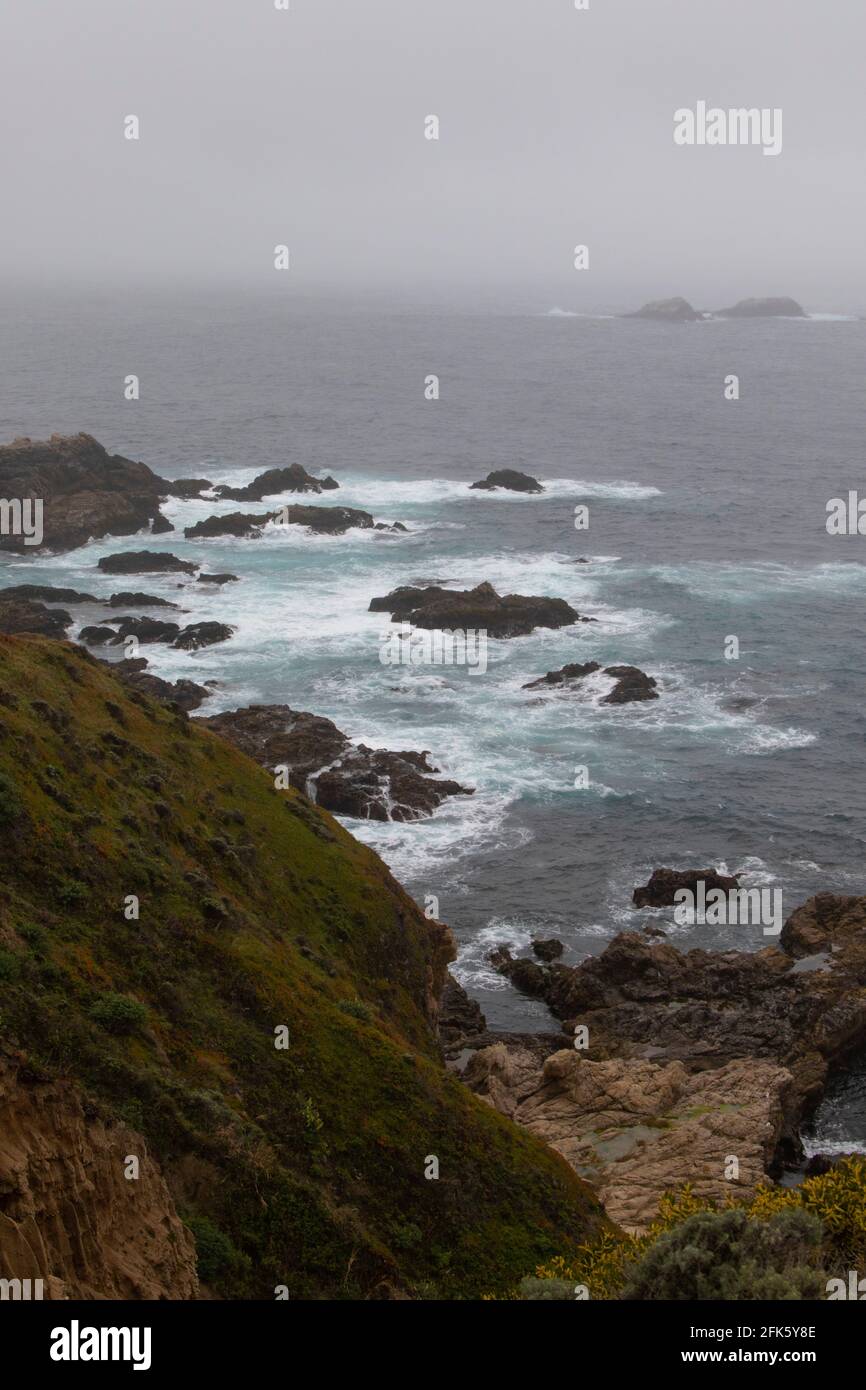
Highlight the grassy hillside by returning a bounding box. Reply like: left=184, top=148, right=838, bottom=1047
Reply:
left=0, top=635, right=607, bottom=1298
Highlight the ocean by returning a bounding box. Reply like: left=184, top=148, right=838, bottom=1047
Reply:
left=2, top=289, right=865, bottom=1147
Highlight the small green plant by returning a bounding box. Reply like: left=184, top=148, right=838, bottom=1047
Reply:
left=185, top=1215, right=250, bottom=1286
left=337, top=998, right=372, bottom=1022
left=0, top=771, right=23, bottom=827
left=88, top=992, right=148, bottom=1036
left=300, top=1097, right=324, bottom=1133
left=0, top=949, right=22, bottom=982
left=55, top=879, right=90, bottom=909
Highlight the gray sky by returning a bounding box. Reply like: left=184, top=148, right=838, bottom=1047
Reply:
left=2, top=0, right=863, bottom=310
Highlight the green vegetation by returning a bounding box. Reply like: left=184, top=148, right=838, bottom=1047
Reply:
left=523, top=1158, right=866, bottom=1299
left=0, top=635, right=607, bottom=1299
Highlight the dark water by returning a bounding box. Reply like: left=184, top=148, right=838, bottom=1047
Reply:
left=2, top=294, right=865, bottom=1089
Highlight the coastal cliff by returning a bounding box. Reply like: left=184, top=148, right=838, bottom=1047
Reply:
left=0, top=635, right=607, bottom=1299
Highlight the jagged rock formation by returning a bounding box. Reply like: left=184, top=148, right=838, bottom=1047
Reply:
left=213, top=465, right=339, bottom=501
left=469, top=470, right=543, bottom=494
left=369, top=581, right=584, bottom=638
left=184, top=506, right=402, bottom=539
left=524, top=662, right=657, bottom=704
left=471, top=894, right=866, bottom=1230
left=0, top=434, right=170, bottom=553
left=109, top=657, right=212, bottom=711
left=199, top=704, right=474, bottom=821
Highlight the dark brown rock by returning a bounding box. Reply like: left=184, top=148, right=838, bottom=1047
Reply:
left=0, top=584, right=98, bottom=604
left=369, top=581, right=582, bottom=638
left=173, top=622, right=234, bottom=651
left=469, top=470, right=543, bottom=494
left=213, top=465, right=339, bottom=501
left=97, top=551, right=198, bottom=576
left=600, top=665, right=658, bottom=705
left=0, top=433, right=170, bottom=553
left=633, top=867, right=740, bottom=909
left=0, top=598, right=72, bottom=638
left=199, top=704, right=474, bottom=822
left=108, top=592, right=180, bottom=609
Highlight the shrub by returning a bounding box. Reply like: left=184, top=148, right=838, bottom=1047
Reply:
left=55, top=879, right=89, bottom=909
left=88, top=992, right=148, bottom=1035
left=620, top=1207, right=826, bottom=1301
left=0, top=772, right=23, bottom=828
left=185, top=1215, right=250, bottom=1286
left=337, top=998, right=372, bottom=1022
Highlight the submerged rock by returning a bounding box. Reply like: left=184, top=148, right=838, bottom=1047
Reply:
left=199, top=704, right=474, bottom=822
left=0, top=432, right=170, bottom=554
left=196, top=572, right=238, bottom=585
left=470, top=470, right=543, bottom=494
left=369, top=581, right=583, bottom=638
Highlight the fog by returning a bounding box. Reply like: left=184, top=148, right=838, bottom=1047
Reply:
left=2, top=0, right=863, bottom=311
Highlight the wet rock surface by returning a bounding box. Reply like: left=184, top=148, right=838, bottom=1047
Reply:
left=469, top=469, right=543, bottom=493
left=98, top=551, right=198, bottom=575
left=0, top=598, right=72, bottom=638
left=213, top=464, right=339, bottom=501
left=199, top=704, right=474, bottom=821
left=633, top=867, right=740, bottom=908
left=369, top=580, right=583, bottom=638
left=0, top=433, right=170, bottom=554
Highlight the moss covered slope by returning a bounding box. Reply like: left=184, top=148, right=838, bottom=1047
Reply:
left=0, top=636, right=606, bottom=1298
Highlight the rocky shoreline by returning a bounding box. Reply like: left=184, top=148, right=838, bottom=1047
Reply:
left=441, top=884, right=866, bottom=1232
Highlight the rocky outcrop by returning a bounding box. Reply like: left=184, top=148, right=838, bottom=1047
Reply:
left=199, top=704, right=474, bottom=822
left=481, top=893, right=866, bottom=1227
left=0, top=1051, right=198, bottom=1299
left=627, top=297, right=702, bottom=322
left=601, top=666, right=658, bottom=705
left=633, top=867, right=739, bottom=908
left=98, top=551, right=198, bottom=576
left=173, top=622, right=234, bottom=651
left=213, top=465, right=339, bottom=501
left=369, top=581, right=583, bottom=638
left=523, top=661, right=657, bottom=704
left=184, top=505, right=393, bottom=539
left=196, top=573, right=238, bottom=585
left=470, top=470, right=543, bottom=494
left=464, top=1043, right=789, bottom=1231
left=716, top=297, right=807, bottom=319
left=81, top=616, right=234, bottom=651
left=0, top=598, right=72, bottom=639
left=163, top=478, right=214, bottom=498
left=0, top=434, right=170, bottom=554
left=107, top=592, right=180, bottom=609
left=109, top=657, right=212, bottom=711
left=0, top=584, right=98, bottom=605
